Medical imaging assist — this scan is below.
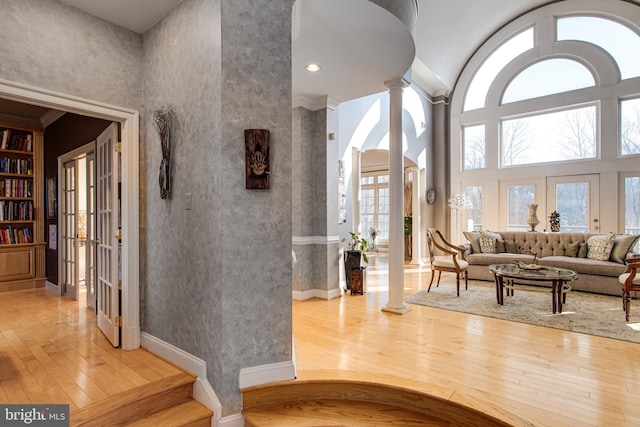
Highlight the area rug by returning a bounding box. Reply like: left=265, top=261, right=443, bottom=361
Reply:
left=405, top=278, right=640, bottom=344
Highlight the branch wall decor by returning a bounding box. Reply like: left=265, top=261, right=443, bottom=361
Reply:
left=154, top=105, right=176, bottom=199
left=245, top=129, right=270, bottom=189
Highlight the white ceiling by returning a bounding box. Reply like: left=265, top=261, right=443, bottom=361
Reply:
left=53, top=0, right=554, bottom=102
left=7, top=0, right=640, bottom=120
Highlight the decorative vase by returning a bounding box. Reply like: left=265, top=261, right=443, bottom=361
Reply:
left=344, top=250, right=362, bottom=291
left=527, top=204, right=540, bottom=231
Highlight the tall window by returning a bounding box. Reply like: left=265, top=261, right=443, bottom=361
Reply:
left=361, top=173, right=390, bottom=240
left=451, top=1, right=640, bottom=232
left=463, top=125, right=485, bottom=169
left=465, top=185, right=483, bottom=230
left=621, top=98, right=640, bottom=156
left=507, top=185, right=534, bottom=231
left=625, top=176, right=640, bottom=251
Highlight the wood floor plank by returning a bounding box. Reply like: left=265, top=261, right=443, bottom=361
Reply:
left=292, top=254, right=640, bottom=427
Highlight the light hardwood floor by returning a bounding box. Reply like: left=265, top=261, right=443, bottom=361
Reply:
left=293, top=252, right=640, bottom=427
left=1, top=256, right=639, bottom=426
left=0, top=286, right=184, bottom=412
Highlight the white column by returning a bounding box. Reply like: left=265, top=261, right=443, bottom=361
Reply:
left=410, top=167, right=422, bottom=265
left=351, top=147, right=361, bottom=234
left=383, top=77, right=411, bottom=315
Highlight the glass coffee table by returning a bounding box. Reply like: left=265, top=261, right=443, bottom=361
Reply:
left=488, top=264, right=578, bottom=314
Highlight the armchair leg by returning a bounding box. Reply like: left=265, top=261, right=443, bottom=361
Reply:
left=464, top=271, right=468, bottom=290
left=428, top=270, right=435, bottom=292
left=624, top=291, right=631, bottom=322
left=456, top=274, right=460, bottom=297
left=436, top=271, right=442, bottom=287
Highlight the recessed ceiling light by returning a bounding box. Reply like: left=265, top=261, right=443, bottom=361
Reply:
left=305, top=63, right=321, bottom=72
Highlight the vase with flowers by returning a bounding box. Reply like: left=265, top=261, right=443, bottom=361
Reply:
left=342, top=231, right=368, bottom=292
left=369, top=227, right=379, bottom=251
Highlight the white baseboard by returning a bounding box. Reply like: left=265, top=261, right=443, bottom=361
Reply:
left=218, top=413, right=244, bottom=427
left=141, top=332, right=222, bottom=426
left=239, top=360, right=296, bottom=390
left=292, top=287, right=342, bottom=301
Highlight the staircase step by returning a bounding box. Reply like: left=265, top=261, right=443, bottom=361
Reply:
left=127, top=400, right=213, bottom=427
left=71, top=372, right=198, bottom=426
left=244, top=399, right=450, bottom=427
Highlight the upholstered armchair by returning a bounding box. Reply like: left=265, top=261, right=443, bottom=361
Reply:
left=426, top=228, right=469, bottom=296
left=620, top=256, right=640, bottom=321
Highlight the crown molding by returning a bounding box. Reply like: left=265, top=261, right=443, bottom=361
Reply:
left=40, top=109, right=66, bottom=127
left=293, top=95, right=340, bottom=111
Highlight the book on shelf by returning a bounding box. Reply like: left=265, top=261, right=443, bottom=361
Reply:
left=0, top=128, right=33, bottom=152
left=0, top=226, right=33, bottom=244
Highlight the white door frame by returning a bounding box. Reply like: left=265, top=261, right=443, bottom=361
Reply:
left=0, top=78, right=140, bottom=350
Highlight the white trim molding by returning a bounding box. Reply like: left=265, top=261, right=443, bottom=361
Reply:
left=292, top=287, right=342, bottom=301
left=0, top=78, right=141, bottom=351
left=141, top=333, right=222, bottom=427
left=292, top=235, right=340, bottom=245
left=238, top=361, right=296, bottom=390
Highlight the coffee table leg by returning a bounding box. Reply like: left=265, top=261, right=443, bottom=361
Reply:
left=557, top=280, right=564, bottom=314
left=494, top=274, right=503, bottom=305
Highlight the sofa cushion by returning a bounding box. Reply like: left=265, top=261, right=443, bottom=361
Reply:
left=564, top=242, right=579, bottom=257
left=539, top=256, right=626, bottom=278
left=610, top=234, right=640, bottom=264
left=578, top=242, right=588, bottom=258
left=463, top=231, right=481, bottom=253
left=504, top=240, right=519, bottom=254
left=466, top=253, right=532, bottom=266
left=587, top=234, right=616, bottom=261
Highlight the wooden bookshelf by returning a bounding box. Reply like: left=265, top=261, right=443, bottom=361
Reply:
left=0, top=121, right=45, bottom=293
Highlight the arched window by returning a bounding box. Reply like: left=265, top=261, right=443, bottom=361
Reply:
left=449, top=0, right=640, bottom=236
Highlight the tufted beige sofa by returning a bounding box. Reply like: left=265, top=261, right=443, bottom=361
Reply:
left=463, top=231, right=639, bottom=296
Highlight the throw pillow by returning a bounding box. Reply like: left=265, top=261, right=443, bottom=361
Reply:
left=463, top=231, right=481, bottom=253
left=564, top=242, right=579, bottom=257
left=479, top=230, right=501, bottom=253
left=496, top=239, right=506, bottom=253
left=504, top=240, right=519, bottom=254
left=609, top=234, right=640, bottom=264
left=479, top=235, right=498, bottom=253
left=578, top=242, right=588, bottom=258
left=587, top=233, right=616, bottom=261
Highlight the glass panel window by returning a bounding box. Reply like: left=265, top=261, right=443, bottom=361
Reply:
left=558, top=16, right=640, bottom=80
left=465, top=185, right=483, bottom=231
left=377, top=175, right=389, bottom=184
left=464, top=28, right=534, bottom=111
left=501, top=105, right=596, bottom=166
left=507, top=185, right=534, bottom=231
left=464, top=125, right=486, bottom=169
left=378, top=187, right=389, bottom=240
left=625, top=176, right=640, bottom=252
left=556, top=182, right=589, bottom=233
left=502, top=59, right=594, bottom=104
left=621, top=98, right=640, bottom=156
left=361, top=176, right=374, bottom=185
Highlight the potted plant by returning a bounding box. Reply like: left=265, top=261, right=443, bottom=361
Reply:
left=342, top=231, right=368, bottom=292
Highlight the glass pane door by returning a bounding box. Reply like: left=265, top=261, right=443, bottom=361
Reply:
left=547, top=174, right=600, bottom=232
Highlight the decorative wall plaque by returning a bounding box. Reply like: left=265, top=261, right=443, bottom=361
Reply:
left=245, top=129, right=270, bottom=189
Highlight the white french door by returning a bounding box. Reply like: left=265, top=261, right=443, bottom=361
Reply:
left=546, top=174, right=600, bottom=233
left=61, top=160, right=78, bottom=299
left=96, top=124, right=120, bottom=347
left=85, top=153, right=97, bottom=311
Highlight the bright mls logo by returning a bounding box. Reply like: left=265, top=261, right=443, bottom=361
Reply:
left=1, top=405, right=69, bottom=426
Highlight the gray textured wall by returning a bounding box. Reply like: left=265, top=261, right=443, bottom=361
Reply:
left=1, top=0, right=293, bottom=417
left=218, top=0, right=294, bottom=414
left=0, top=0, right=142, bottom=110
left=141, top=0, right=224, bottom=404
left=143, top=0, right=294, bottom=415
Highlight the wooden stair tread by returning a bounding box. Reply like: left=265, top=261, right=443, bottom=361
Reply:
left=127, top=400, right=213, bottom=427
left=71, top=372, right=197, bottom=426
left=243, top=398, right=452, bottom=427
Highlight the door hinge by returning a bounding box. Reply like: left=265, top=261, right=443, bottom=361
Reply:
left=114, top=142, right=122, bottom=153
left=115, top=316, right=122, bottom=327
left=115, top=228, right=122, bottom=239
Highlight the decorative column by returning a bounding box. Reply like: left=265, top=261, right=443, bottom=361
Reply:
left=351, top=147, right=362, bottom=234
left=409, top=167, right=422, bottom=265
left=383, top=77, right=411, bottom=315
